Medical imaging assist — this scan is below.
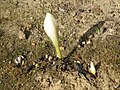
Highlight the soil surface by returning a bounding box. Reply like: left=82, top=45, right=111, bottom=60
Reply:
left=0, top=0, right=120, bottom=90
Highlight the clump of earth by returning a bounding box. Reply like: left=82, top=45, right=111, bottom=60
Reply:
left=0, top=0, right=120, bottom=90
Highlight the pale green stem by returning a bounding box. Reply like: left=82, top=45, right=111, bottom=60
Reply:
left=54, top=43, right=62, bottom=59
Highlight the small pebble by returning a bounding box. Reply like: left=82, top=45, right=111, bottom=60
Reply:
left=9, top=61, right=11, bottom=64
left=30, top=17, right=33, bottom=20
left=22, top=60, right=25, bottom=65
left=76, top=61, right=80, bottom=63
left=45, top=54, right=48, bottom=59
left=77, top=45, right=81, bottom=48
left=17, top=56, right=21, bottom=62
left=31, top=42, right=36, bottom=46
left=56, top=80, right=61, bottom=84
left=53, top=61, right=55, bottom=64
left=76, top=39, right=79, bottom=43
left=82, top=41, right=86, bottom=45
left=109, top=29, right=115, bottom=35
left=14, top=55, right=25, bottom=65
left=86, top=40, right=91, bottom=44
left=60, top=46, right=65, bottom=50
left=35, top=63, right=39, bottom=68
left=48, top=56, right=52, bottom=61
left=71, top=11, right=76, bottom=16
left=14, top=58, right=21, bottom=64
left=59, top=8, right=65, bottom=12
left=18, top=31, right=25, bottom=39
left=89, top=35, right=93, bottom=39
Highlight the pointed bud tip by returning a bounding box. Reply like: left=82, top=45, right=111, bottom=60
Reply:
left=89, top=62, right=96, bottom=75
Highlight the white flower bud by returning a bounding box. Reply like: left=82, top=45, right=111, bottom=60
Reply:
left=44, top=13, right=62, bottom=59
left=89, top=62, right=96, bottom=75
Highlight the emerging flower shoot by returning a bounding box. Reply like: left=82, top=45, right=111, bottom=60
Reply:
left=44, top=13, right=62, bottom=59
left=89, top=62, right=96, bottom=75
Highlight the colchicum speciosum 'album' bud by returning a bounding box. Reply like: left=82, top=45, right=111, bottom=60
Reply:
left=89, top=62, right=96, bottom=75
left=44, top=13, right=62, bottom=59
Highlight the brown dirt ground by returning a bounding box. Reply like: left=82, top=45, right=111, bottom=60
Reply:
left=0, top=0, right=120, bottom=90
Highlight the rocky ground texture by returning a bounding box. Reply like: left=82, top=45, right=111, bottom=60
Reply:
left=0, top=0, right=120, bottom=90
